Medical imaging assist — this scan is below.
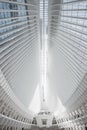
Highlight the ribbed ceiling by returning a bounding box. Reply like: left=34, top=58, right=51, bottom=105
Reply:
left=48, top=0, right=87, bottom=113
left=0, top=0, right=87, bottom=116
left=0, top=0, right=40, bottom=107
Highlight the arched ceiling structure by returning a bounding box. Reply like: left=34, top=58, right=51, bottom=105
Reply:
left=0, top=0, right=40, bottom=108
left=47, top=0, right=87, bottom=114
left=0, top=0, right=87, bottom=118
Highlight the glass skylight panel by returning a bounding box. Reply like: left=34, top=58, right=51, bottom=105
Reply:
left=40, top=0, right=48, bottom=104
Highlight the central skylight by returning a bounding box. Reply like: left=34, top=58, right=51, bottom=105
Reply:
left=40, top=0, right=48, bottom=107
left=29, top=0, right=48, bottom=113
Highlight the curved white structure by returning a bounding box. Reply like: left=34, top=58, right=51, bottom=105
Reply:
left=0, top=0, right=87, bottom=130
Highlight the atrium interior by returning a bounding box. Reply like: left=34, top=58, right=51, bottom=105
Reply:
left=0, top=0, right=87, bottom=130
